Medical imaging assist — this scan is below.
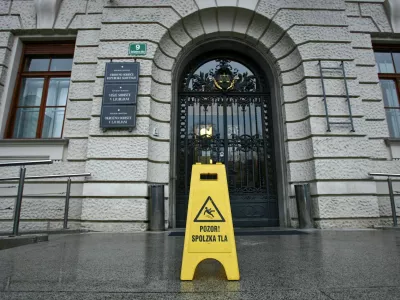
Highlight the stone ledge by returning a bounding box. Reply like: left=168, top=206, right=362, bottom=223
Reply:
left=0, top=138, right=69, bottom=146
left=384, top=138, right=400, bottom=160
left=0, top=233, right=48, bottom=250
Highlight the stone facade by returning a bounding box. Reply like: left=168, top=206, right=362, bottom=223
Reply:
left=0, top=0, right=399, bottom=232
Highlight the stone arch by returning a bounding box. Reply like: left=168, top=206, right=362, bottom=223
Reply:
left=147, top=4, right=316, bottom=227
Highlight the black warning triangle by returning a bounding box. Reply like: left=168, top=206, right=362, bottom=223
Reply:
left=193, top=196, right=225, bottom=222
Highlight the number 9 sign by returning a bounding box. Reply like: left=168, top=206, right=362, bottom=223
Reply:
left=129, top=43, right=147, bottom=56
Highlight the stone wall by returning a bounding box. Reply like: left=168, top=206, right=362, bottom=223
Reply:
left=0, top=0, right=398, bottom=232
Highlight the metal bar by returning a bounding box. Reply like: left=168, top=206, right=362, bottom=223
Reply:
left=198, top=96, right=201, bottom=163
left=341, top=61, right=355, bottom=132
left=179, top=92, right=271, bottom=97
left=204, top=103, right=208, bottom=163
left=12, top=166, right=26, bottom=236
left=184, top=97, right=189, bottom=194
left=328, top=122, right=352, bottom=125
left=0, top=160, right=52, bottom=167
left=242, top=104, right=248, bottom=186
left=237, top=101, right=242, bottom=189
left=319, top=61, right=331, bottom=132
left=231, top=101, right=235, bottom=187
left=223, top=95, right=229, bottom=166
left=249, top=101, right=255, bottom=187
left=63, top=178, right=72, bottom=229
left=217, top=98, right=220, bottom=162
left=321, top=67, right=342, bottom=70
left=388, top=178, right=398, bottom=227
left=369, top=173, right=400, bottom=178
left=0, top=173, right=91, bottom=181
left=255, top=103, right=262, bottom=188
left=211, top=99, right=214, bottom=163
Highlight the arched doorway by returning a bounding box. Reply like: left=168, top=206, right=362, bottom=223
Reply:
left=175, top=52, right=279, bottom=227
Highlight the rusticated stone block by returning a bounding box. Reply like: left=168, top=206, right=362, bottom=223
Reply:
left=360, top=3, right=392, bottom=32
left=153, top=49, right=175, bottom=71
left=0, top=16, right=20, bottom=30
left=315, top=218, right=380, bottom=229
left=159, top=34, right=181, bottom=58
left=81, top=198, right=148, bottom=221
left=67, top=138, right=88, bottom=160
left=148, top=139, right=170, bottom=162
left=66, top=100, right=92, bottom=119
left=54, top=0, right=87, bottom=29
left=71, top=63, right=97, bottom=81
left=354, top=48, right=376, bottom=66
left=147, top=161, right=169, bottom=183
left=103, top=7, right=180, bottom=28
left=107, top=0, right=198, bottom=18
left=63, top=119, right=90, bottom=138
left=350, top=33, right=372, bottom=49
left=69, top=14, right=102, bottom=29
left=348, top=17, right=379, bottom=33
left=100, top=24, right=167, bottom=43
left=0, top=32, right=14, bottom=49
left=150, top=100, right=171, bottom=122
left=68, top=82, right=94, bottom=100
left=76, top=30, right=100, bottom=46
left=87, top=137, right=149, bottom=159
left=74, top=47, right=98, bottom=63
left=10, top=0, right=36, bottom=29
left=317, top=196, right=380, bottom=218
left=182, top=12, right=204, bottom=39
left=170, top=21, right=192, bottom=47
left=86, top=159, right=148, bottom=181
left=273, top=9, right=346, bottom=32
left=0, top=48, right=11, bottom=67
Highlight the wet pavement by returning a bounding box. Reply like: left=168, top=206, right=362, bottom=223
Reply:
left=0, top=230, right=400, bottom=299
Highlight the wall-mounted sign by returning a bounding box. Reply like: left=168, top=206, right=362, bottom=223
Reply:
left=101, top=105, right=136, bottom=128
left=129, top=43, right=147, bottom=56
left=101, top=62, right=140, bottom=130
left=103, top=84, right=138, bottom=105
left=105, top=62, right=139, bottom=83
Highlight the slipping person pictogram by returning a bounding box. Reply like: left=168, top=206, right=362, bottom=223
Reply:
left=204, top=207, right=215, bottom=218
left=193, top=196, right=225, bottom=222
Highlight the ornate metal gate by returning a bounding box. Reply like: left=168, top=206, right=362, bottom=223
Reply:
left=176, top=59, right=278, bottom=227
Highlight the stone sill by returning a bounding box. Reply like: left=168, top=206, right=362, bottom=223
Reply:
left=0, top=138, right=69, bottom=161
left=0, top=138, right=69, bottom=146
left=384, top=138, right=400, bottom=160
left=384, top=138, right=400, bottom=145
left=346, top=0, right=384, bottom=2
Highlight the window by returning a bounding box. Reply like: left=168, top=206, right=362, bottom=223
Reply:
left=374, top=46, right=400, bottom=138
left=6, top=42, right=75, bottom=138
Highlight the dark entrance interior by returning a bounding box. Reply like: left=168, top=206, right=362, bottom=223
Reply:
left=176, top=52, right=278, bottom=227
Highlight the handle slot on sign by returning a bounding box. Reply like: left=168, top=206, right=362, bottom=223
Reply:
left=200, top=173, right=218, bottom=180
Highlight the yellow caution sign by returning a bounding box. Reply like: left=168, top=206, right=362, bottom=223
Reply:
left=180, top=163, right=240, bottom=281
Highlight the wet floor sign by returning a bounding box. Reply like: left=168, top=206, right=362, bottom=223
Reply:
left=180, top=163, right=240, bottom=280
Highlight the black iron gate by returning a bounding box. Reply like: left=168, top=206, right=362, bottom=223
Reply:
left=176, top=59, right=278, bottom=227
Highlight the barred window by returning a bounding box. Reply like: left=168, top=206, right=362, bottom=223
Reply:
left=374, top=46, right=400, bottom=138
left=6, top=42, right=75, bottom=139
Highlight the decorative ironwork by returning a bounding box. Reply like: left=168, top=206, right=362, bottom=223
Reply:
left=177, top=59, right=278, bottom=227
left=183, top=59, right=258, bottom=92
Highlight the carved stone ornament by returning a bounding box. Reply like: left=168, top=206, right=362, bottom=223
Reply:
left=183, top=59, right=259, bottom=92
left=34, top=0, right=62, bottom=29
left=385, top=0, right=400, bottom=33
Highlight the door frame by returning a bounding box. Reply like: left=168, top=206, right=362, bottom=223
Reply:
left=168, top=38, right=290, bottom=228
